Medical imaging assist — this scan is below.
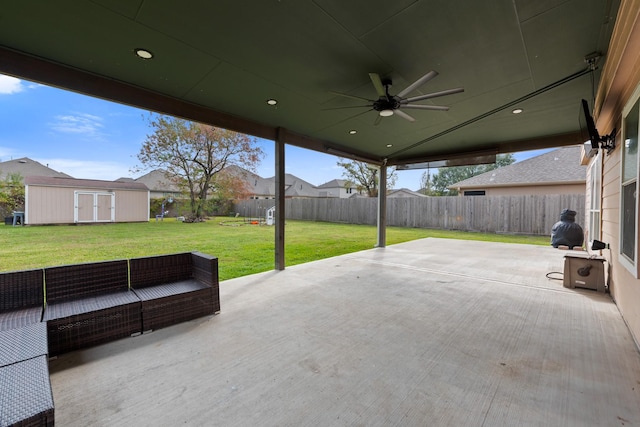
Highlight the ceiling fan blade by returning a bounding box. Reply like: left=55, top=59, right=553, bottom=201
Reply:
left=401, top=104, right=450, bottom=111
left=393, top=109, right=416, bottom=122
left=369, top=73, right=387, bottom=98
left=373, top=114, right=383, bottom=126
left=329, top=90, right=373, bottom=102
left=396, top=71, right=438, bottom=98
left=322, top=105, right=373, bottom=111
left=402, top=87, right=464, bottom=103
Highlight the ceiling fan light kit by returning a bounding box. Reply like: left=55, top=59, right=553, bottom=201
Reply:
left=331, top=70, right=464, bottom=124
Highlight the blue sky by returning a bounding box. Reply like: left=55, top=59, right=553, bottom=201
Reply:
left=0, top=74, right=550, bottom=190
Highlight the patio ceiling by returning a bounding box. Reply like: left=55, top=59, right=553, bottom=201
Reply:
left=0, top=1, right=620, bottom=166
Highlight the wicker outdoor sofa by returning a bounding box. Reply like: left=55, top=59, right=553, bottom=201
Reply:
left=130, top=252, right=220, bottom=332
left=0, top=251, right=219, bottom=426
left=0, top=269, right=54, bottom=427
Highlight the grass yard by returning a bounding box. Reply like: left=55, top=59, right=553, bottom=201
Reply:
left=0, top=219, right=549, bottom=281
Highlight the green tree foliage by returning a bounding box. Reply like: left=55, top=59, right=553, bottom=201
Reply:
left=0, top=172, right=25, bottom=216
left=336, top=159, right=397, bottom=197
left=422, top=154, right=516, bottom=196
left=137, top=116, right=264, bottom=220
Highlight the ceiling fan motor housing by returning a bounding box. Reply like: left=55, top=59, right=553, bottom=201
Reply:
left=373, top=97, right=401, bottom=112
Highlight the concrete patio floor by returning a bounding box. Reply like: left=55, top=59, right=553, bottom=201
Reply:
left=48, top=238, right=640, bottom=426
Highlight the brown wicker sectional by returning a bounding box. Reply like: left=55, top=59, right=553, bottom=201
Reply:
left=0, top=323, right=54, bottom=427
left=130, top=252, right=220, bottom=332
left=0, top=269, right=44, bottom=331
left=42, top=259, right=142, bottom=357
left=0, top=251, right=219, bottom=426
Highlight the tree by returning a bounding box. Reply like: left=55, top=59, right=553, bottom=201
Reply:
left=336, top=159, right=397, bottom=197
left=0, top=172, right=25, bottom=217
left=137, top=115, right=264, bottom=220
left=422, top=154, right=515, bottom=196
left=419, top=168, right=436, bottom=196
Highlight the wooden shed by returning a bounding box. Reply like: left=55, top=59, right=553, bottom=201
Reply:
left=24, top=176, right=149, bottom=225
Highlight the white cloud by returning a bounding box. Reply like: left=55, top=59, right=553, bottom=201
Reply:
left=49, top=113, right=105, bottom=137
left=0, top=75, right=25, bottom=94
left=36, top=158, right=134, bottom=181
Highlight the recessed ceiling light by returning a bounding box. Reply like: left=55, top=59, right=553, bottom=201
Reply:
left=134, top=48, right=154, bottom=60
left=512, top=108, right=523, bottom=114
left=349, top=130, right=357, bottom=135
left=379, top=109, right=394, bottom=117
left=386, top=144, right=393, bottom=148
left=266, top=99, right=278, bottom=106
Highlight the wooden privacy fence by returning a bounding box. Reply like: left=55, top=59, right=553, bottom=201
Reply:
left=234, top=194, right=586, bottom=236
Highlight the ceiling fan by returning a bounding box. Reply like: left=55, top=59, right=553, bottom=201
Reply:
left=329, top=71, right=464, bottom=125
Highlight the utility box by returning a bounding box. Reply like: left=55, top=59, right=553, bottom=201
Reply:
left=563, top=253, right=606, bottom=292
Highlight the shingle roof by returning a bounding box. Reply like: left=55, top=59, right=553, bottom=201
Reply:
left=134, top=169, right=181, bottom=192
left=449, top=146, right=586, bottom=189
left=0, top=157, right=72, bottom=179
left=388, top=188, right=428, bottom=198
left=317, top=179, right=348, bottom=188
left=223, top=165, right=272, bottom=196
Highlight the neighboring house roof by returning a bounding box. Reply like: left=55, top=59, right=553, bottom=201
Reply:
left=282, top=174, right=319, bottom=198
left=388, top=188, right=428, bottom=198
left=449, top=146, right=586, bottom=190
left=229, top=165, right=320, bottom=198
left=224, top=165, right=273, bottom=196
left=317, top=179, right=350, bottom=189
left=25, top=176, right=148, bottom=191
left=0, top=157, right=72, bottom=179
left=134, top=169, right=181, bottom=193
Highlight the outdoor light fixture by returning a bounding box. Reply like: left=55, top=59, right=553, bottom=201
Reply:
left=349, top=130, right=357, bottom=135
left=386, top=144, right=393, bottom=148
left=134, top=48, right=154, bottom=60
left=591, top=239, right=609, bottom=250
left=266, top=99, right=278, bottom=106
left=512, top=108, right=523, bottom=114
left=379, top=109, right=394, bottom=117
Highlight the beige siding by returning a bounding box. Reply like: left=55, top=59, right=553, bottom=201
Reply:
left=596, top=0, right=640, bottom=345
left=602, top=143, right=640, bottom=347
left=477, top=183, right=585, bottom=197
left=114, top=189, right=149, bottom=222
left=26, top=185, right=149, bottom=224
left=25, top=186, right=75, bottom=224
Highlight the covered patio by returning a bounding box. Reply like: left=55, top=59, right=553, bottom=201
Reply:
left=49, top=238, right=640, bottom=426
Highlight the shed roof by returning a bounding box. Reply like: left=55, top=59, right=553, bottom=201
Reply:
left=25, top=176, right=148, bottom=191
left=449, top=146, right=586, bottom=190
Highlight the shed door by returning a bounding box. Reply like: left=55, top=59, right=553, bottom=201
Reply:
left=76, top=193, right=94, bottom=222
left=96, top=193, right=114, bottom=222
left=74, top=192, right=115, bottom=223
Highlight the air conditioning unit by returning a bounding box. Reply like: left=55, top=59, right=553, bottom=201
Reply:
left=563, top=253, right=606, bottom=292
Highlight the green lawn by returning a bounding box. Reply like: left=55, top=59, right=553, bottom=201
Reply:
left=0, top=219, right=549, bottom=281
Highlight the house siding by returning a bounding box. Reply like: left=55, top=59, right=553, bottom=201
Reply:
left=462, top=184, right=584, bottom=197
left=593, top=0, right=640, bottom=346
